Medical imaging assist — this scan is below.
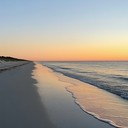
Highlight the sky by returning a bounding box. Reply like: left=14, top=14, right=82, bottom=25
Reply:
left=0, top=0, right=128, bottom=61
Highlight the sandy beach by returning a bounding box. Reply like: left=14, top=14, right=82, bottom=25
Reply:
left=0, top=62, right=54, bottom=128
left=0, top=60, right=29, bottom=72
left=0, top=61, right=117, bottom=128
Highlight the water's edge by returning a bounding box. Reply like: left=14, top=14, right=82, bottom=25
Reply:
left=65, top=88, right=120, bottom=128
left=45, top=66, right=128, bottom=100
left=45, top=66, right=121, bottom=128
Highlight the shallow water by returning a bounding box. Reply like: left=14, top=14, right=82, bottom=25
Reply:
left=42, top=61, right=128, bottom=128
left=43, top=61, right=128, bottom=99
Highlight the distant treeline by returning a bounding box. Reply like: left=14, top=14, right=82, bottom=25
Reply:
left=0, top=56, right=27, bottom=61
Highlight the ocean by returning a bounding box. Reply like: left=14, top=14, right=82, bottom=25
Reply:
left=41, top=61, right=128, bottom=128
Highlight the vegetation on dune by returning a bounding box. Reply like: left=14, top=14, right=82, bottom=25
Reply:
left=0, top=56, right=27, bottom=62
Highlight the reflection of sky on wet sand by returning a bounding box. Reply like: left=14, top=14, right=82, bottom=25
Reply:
left=58, top=74, right=128, bottom=128
left=32, top=62, right=114, bottom=128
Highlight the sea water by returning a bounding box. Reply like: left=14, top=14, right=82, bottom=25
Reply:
left=41, top=61, right=128, bottom=128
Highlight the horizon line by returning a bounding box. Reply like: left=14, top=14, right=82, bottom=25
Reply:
left=36, top=60, right=128, bottom=62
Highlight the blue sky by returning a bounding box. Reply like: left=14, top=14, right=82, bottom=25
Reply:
left=1, top=0, right=128, bottom=35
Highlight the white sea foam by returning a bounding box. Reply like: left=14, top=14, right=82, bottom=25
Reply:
left=66, top=89, right=121, bottom=128
left=59, top=73, right=128, bottom=128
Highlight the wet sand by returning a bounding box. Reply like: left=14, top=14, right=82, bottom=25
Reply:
left=0, top=62, right=54, bottom=128
left=33, top=62, right=115, bottom=128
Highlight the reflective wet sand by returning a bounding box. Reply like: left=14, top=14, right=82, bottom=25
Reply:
left=33, top=62, right=115, bottom=128
left=56, top=70, right=128, bottom=128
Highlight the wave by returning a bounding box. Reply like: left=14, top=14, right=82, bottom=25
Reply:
left=44, top=65, right=128, bottom=100
left=42, top=63, right=128, bottom=128
left=65, top=87, right=121, bottom=128
left=113, top=76, right=128, bottom=81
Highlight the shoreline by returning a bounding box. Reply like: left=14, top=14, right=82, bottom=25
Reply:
left=54, top=71, right=127, bottom=128
left=44, top=65, right=128, bottom=100
left=65, top=88, right=120, bottom=128
left=50, top=69, right=119, bottom=128
left=33, top=62, right=115, bottom=128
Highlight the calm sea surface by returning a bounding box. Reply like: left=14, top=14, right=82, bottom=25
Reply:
left=42, top=61, right=128, bottom=128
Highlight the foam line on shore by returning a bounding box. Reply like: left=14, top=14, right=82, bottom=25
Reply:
left=65, top=87, right=121, bottom=128
left=47, top=67, right=126, bottom=128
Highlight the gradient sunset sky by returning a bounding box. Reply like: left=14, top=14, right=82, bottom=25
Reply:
left=0, top=0, right=128, bottom=61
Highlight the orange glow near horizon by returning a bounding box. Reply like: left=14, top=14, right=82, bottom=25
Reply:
left=0, top=38, right=128, bottom=61
left=33, top=41, right=128, bottom=61
left=0, top=28, right=128, bottom=61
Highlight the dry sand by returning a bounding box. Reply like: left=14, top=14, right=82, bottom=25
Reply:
left=0, top=62, right=55, bottom=128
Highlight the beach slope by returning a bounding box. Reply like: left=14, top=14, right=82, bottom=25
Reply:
left=0, top=62, right=54, bottom=128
